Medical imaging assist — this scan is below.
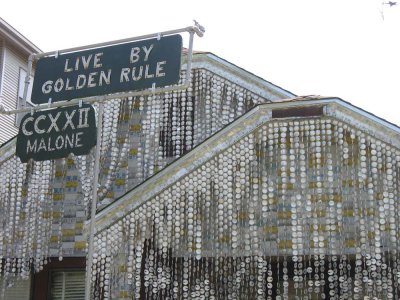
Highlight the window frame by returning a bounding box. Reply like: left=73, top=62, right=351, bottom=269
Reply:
left=31, top=257, right=85, bottom=300
left=48, top=269, right=86, bottom=300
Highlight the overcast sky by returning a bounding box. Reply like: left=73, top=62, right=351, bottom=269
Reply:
left=2, top=0, right=399, bottom=126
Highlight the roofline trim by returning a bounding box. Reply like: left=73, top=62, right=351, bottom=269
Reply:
left=206, top=53, right=296, bottom=97
left=264, top=97, right=400, bottom=134
left=187, top=52, right=296, bottom=100
left=0, top=17, right=42, bottom=54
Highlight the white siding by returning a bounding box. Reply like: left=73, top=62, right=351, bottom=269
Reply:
left=0, top=42, right=29, bottom=145
left=0, top=40, right=3, bottom=92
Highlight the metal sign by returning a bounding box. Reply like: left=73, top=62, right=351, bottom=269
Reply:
left=16, top=104, right=97, bottom=162
left=31, top=34, right=182, bottom=104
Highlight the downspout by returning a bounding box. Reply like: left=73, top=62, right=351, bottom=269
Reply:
left=13, top=53, right=35, bottom=123
left=21, top=53, right=34, bottom=107
left=0, top=40, right=6, bottom=106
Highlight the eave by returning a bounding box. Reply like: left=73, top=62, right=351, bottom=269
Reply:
left=184, top=52, right=296, bottom=101
left=0, top=17, right=42, bottom=55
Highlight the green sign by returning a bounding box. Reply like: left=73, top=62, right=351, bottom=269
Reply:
left=16, top=104, right=97, bottom=162
left=31, top=35, right=182, bottom=104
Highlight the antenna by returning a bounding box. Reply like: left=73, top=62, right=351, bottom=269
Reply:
left=381, top=1, right=398, bottom=20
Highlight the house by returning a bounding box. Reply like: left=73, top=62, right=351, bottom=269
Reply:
left=0, top=17, right=41, bottom=145
left=0, top=20, right=399, bottom=300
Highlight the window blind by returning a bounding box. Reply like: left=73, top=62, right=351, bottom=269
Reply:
left=49, top=271, right=85, bottom=300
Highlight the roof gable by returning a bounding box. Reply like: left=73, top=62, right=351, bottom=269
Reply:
left=0, top=17, right=41, bottom=54
left=93, top=97, right=400, bottom=232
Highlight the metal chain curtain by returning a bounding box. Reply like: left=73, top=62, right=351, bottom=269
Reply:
left=0, top=68, right=264, bottom=295
left=1, top=67, right=399, bottom=299
left=92, top=118, right=400, bottom=300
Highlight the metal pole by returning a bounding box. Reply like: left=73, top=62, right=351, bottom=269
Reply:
left=85, top=101, right=103, bottom=300
left=185, top=31, right=195, bottom=83
left=22, top=54, right=34, bottom=105
left=35, top=25, right=203, bottom=60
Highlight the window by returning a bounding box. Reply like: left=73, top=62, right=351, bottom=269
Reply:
left=31, top=257, right=85, bottom=300
left=272, top=106, right=324, bottom=119
left=49, top=271, right=85, bottom=300
left=16, top=68, right=33, bottom=126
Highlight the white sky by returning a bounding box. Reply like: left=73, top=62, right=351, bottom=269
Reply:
left=2, top=0, right=400, bottom=126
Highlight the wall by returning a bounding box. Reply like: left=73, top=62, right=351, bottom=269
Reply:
left=0, top=41, right=29, bottom=144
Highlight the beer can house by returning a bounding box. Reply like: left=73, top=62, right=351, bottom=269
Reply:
left=1, top=39, right=400, bottom=299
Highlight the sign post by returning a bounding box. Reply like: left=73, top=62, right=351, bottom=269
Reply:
left=85, top=101, right=103, bottom=300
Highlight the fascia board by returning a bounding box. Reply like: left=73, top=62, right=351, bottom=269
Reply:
left=0, top=19, right=42, bottom=55
left=182, top=53, right=296, bottom=101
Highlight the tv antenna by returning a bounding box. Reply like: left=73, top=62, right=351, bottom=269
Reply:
left=380, top=1, right=398, bottom=20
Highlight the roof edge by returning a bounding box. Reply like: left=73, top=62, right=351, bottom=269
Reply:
left=185, top=52, right=296, bottom=101
left=267, top=96, right=400, bottom=133
left=0, top=17, right=42, bottom=54
left=205, top=52, right=296, bottom=98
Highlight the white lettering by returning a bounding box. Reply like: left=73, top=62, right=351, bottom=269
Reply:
left=75, top=132, right=83, bottom=147
left=34, top=115, right=46, bottom=134
left=87, top=72, right=97, bottom=88
left=156, top=61, right=166, bottom=77
left=55, top=135, right=64, bottom=150
left=93, top=53, right=103, bottom=68
left=132, top=66, right=143, bottom=81
left=144, top=65, right=154, bottom=79
left=143, top=44, right=154, bottom=62
left=64, top=59, right=73, bottom=72
left=65, top=78, right=74, bottom=91
left=130, top=47, right=140, bottom=63
left=78, top=108, right=90, bottom=129
left=22, top=117, right=34, bottom=136
left=54, top=78, right=64, bottom=93
left=47, top=112, right=61, bottom=133
left=24, top=131, right=90, bottom=157
left=75, top=57, right=80, bottom=71
left=47, top=137, right=55, bottom=151
left=76, top=75, right=86, bottom=89
left=42, top=81, right=53, bottom=94
left=63, top=110, right=76, bottom=131
left=37, top=138, right=47, bottom=152
left=99, top=70, right=111, bottom=86
left=120, top=68, right=130, bottom=82
left=65, top=134, right=74, bottom=148
left=81, top=54, right=93, bottom=70
left=26, top=139, right=37, bottom=153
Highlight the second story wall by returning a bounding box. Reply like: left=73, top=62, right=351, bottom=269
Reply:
left=0, top=40, right=30, bottom=144
left=0, top=40, right=3, bottom=91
